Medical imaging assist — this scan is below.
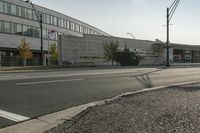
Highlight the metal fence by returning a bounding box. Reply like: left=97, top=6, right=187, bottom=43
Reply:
left=1, top=56, right=40, bottom=66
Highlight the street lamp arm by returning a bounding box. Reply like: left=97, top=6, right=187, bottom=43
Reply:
left=127, top=33, right=135, bottom=39
left=25, top=0, right=41, bottom=25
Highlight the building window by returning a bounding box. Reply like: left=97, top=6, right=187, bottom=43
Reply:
left=87, top=28, right=90, bottom=34
left=25, top=8, right=28, bottom=18
left=83, top=27, right=86, bottom=34
left=10, top=22, right=15, bottom=34
left=4, top=2, right=11, bottom=14
left=91, top=30, right=94, bottom=35
left=27, top=9, right=32, bottom=19
left=16, top=24, right=22, bottom=35
left=70, top=22, right=75, bottom=31
left=76, top=24, right=80, bottom=32
left=0, top=20, right=49, bottom=39
left=41, top=13, right=45, bottom=23
left=53, top=16, right=57, bottom=26
left=63, top=20, right=66, bottom=28
left=80, top=25, right=83, bottom=33
left=46, top=14, right=50, bottom=24
left=22, top=25, right=28, bottom=35
left=10, top=4, right=16, bottom=16
left=50, top=15, right=53, bottom=25
left=58, top=18, right=61, bottom=27
left=89, top=29, right=92, bottom=34
left=27, top=26, right=33, bottom=36
left=22, top=7, right=28, bottom=18
left=3, top=21, right=10, bottom=33
left=66, top=21, right=70, bottom=29
left=61, top=19, right=64, bottom=27
left=0, top=1, right=3, bottom=13
left=21, top=7, right=25, bottom=18
left=85, top=27, right=87, bottom=34
left=43, top=29, right=47, bottom=39
left=33, top=27, right=39, bottom=38
left=17, top=6, right=22, bottom=17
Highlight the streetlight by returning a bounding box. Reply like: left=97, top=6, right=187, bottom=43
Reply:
left=25, top=0, right=44, bottom=66
left=166, top=0, right=180, bottom=67
left=127, top=32, right=135, bottom=39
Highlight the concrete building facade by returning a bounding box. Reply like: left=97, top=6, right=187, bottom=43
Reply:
left=58, top=35, right=165, bottom=66
left=58, top=35, right=200, bottom=66
left=173, top=44, right=200, bottom=63
left=0, top=0, right=110, bottom=66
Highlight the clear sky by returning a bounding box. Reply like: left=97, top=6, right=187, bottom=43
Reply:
left=31, top=0, right=200, bottom=45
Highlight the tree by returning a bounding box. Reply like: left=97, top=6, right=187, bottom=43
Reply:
left=116, top=48, right=141, bottom=66
left=103, top=40, right=119, bottom=66
left=49, top=43, right=58, bottom=63
left=18, top=38, right=33, bottom=66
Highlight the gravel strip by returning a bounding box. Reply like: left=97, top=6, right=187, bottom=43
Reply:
left=45, top=83, right=200, bottom=133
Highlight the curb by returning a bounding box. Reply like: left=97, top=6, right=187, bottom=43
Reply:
left=1, top=80, right=200, bottom=133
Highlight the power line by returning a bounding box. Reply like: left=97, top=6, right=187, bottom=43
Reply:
left=169, top=0, right=180, bottom=21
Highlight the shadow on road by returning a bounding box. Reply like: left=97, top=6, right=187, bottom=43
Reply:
left=135, top=74, right=153, bottom=88
left=130, top=69, right=166, bottom=88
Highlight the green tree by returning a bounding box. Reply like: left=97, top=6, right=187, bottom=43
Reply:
left=18, top=38, right=33, bottom=66
left=103, top=40, right=119, bottom=66
left=49, top=43, right=58, bottom=63
left=116, top=48, right=141, bottom=66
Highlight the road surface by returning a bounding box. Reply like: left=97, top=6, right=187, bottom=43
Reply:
left=1, top=67, right=200, bottom=128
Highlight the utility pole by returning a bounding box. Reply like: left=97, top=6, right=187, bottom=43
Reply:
left=166, top=0, right=180, bottom=67
left=40, top=14, right=44, bottom=66
left=166, top=8, right=170, bottom=67
left=25, top=0, right=44, bottom=65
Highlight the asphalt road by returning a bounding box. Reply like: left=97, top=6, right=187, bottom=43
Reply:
left=1, top=67, right=200, bottom=128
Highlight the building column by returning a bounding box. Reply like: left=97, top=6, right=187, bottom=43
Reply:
left=58, top=35, right=62, bottom=65
left=43, top=54, right=47, bottom=66
left=0, top=51, right=1, bottom=67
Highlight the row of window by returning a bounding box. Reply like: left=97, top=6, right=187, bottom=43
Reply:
left=0, top=20, right=59, bottom=40
left=0, top=0, right=104, bottom=36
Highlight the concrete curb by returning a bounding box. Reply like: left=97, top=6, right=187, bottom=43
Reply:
left=1, top=80, right=200, bottom=133
left=0, top=65, right=198, bottom=74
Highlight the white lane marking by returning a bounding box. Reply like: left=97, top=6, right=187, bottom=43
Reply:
left=16, top=78, right=85, bottom=85
left=0, top=110, right=29, bottom=122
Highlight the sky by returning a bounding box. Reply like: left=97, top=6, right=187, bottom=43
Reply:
left=31, top=0, right=200, bottom=45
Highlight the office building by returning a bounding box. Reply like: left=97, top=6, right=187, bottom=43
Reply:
left=0, top=0, right=110, bottom=66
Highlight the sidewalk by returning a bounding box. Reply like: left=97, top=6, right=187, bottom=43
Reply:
left=0, top=65, right=160, bottom=74
left=0, top=64, right=199, bottom=74
left=0, top=65, right=102, bottom=74
left=45, top=83, right=200, bottom=133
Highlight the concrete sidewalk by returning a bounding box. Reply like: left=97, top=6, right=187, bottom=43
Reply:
left=0, top=64, right=200, bottom=74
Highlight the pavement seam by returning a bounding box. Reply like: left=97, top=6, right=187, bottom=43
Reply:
left=1, top=80, right=200, bottom=133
